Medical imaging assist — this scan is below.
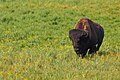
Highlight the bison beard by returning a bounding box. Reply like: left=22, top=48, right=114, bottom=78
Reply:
left=69, top=18, right=104, bottom=58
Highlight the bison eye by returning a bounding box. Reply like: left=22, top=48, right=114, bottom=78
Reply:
left=77, top=40, right=80, bottom=44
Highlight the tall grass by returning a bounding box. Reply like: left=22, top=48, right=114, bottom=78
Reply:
left=0, top=0, right=120, bottom=80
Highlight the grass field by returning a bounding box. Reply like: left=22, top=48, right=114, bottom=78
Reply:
left=0, top=0, right=120, bottom=80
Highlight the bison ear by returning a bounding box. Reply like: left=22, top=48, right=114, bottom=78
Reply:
left=82, top=31, right=88, bottom=38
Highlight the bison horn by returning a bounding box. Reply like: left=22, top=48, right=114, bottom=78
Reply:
left=82, top=31, right=88, bottom=38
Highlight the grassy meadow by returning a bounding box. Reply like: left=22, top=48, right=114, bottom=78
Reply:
left=0, top=0, right=120, bottom=80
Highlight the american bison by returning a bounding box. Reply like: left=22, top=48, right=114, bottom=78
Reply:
left=69, top=18, right=104, bottom=58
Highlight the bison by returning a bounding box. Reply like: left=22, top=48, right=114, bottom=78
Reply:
left=69, top=18, right=104, bottom=58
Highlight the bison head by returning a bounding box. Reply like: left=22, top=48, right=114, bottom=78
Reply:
left=69, top=29, right=89, bottom=56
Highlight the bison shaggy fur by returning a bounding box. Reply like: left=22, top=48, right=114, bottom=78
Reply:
left=69, top=18, right=104, bottom=58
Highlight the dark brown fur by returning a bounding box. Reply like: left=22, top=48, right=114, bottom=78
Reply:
left=69, top=18, right=104, bottom=58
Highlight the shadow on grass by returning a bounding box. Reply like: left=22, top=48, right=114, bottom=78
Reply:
left=97, top=51, right=110, bottom=56
left=84, top=51, right=111, bottom=59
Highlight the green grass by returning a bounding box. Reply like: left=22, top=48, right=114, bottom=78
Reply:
left=0, top=0, right=120, bottom=80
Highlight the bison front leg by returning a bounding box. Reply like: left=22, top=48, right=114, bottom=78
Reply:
left=81, top=53, right=86, bottom=58
left=88, top=45, right=97, bottom=54
left=76, top=53, right=80, bottom=57
left=81, top=49, right=88, bottom=58
left=76, top=52, right=86, bottom=58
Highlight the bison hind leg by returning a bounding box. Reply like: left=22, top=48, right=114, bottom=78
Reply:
left=96, top=41, right=102, bottom=51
